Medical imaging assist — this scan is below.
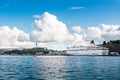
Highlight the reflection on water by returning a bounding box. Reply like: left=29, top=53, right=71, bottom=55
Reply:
left=0, top=56, right=120, bottom=80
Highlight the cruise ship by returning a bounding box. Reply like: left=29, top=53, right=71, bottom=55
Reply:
left=66, top=40, right=109, bottom=55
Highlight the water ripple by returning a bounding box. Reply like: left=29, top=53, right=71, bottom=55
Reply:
left=0, top=56, right=120, bottom=80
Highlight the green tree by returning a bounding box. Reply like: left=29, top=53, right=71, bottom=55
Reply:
left=103, top=41, right=107, bottom=45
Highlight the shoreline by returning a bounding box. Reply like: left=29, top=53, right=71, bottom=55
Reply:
left=0, top=54, right=119, bottom=56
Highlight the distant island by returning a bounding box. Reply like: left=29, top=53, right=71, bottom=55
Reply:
left=0, top=40, right=120, bottom=56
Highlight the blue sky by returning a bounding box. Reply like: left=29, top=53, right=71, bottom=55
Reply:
left=0, top=0, right=120, bottom=32
left=0, top=0, right=120, bottom=50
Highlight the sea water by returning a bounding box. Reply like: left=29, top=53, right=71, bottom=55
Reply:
left=0, top=55, right=120, bottom=80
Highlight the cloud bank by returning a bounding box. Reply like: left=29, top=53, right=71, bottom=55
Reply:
left=0, top=12, right=120, bottom=50
left=84, top=24, right=120, bottom=44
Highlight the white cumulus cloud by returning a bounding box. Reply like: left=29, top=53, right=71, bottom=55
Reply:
left=71, top=26, right=83, bottom=33
left=101, top=24, right=120, bottom=41
left=17, top=32, right=29, bottom=42
left=84, top=24, right=120, bottom=44
left=0, top=26, right=36, bottom=48
left=71, top=33, right=87, bottom=46
left=86, top=26, right=102, bottom=41
left=31, top=12, right=73, bottom=42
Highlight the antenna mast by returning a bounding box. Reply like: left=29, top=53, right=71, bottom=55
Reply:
left=36, top=42, right=37, bottom=49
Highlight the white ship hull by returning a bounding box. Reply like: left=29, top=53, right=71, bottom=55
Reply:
left=66, top=49, right=109, bottom=55
left=66, top=46, right=109, bottom=55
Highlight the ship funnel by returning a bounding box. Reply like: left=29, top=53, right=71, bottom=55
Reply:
left=89, top=40, right=95, bottom=47
left=90, top=40, right=95, bottom=45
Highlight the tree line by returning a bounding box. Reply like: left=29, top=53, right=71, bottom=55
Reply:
left=102, top=40, right=120, bottom=54
left=3, top=48, right=50, bottom=55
